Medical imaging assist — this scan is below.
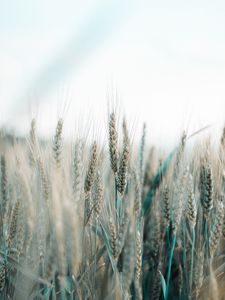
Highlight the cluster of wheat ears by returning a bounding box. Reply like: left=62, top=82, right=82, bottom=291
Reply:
left=0, top=113, right=225, bottom=300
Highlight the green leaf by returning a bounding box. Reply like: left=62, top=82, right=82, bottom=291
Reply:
left=159, top=271, right=167, bottom=300
left=44, top=287, right=52, bottom=299
left=143, top=149, right=176, bottom=215
left=99, top=224, right=116, bottom=272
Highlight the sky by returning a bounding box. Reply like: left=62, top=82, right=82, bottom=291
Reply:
left=0, top=0, right=225, bottom=147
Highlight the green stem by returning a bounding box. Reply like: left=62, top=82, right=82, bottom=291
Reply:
left=166, top=234, right=176, bottom=300
left=164, top=226, right=170, bottom=269
left=204, top=220, right=209, bottom=262
left=60, top=288, right=66, bottom=300
left=115, top=177, right=117, bottom=211
left=94, top=219, right=98, bottom=296
left=44, top=287, right=52, bottom=300
left=190, top=226, right=195, bottom=293
left=182, top=222, right=188, bottom=299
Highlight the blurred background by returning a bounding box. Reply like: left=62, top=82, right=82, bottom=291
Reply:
left=0, top=0, right=225, bottom=147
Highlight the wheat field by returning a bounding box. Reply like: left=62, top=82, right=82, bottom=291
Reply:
left=0, top=113, right=224, bottom=300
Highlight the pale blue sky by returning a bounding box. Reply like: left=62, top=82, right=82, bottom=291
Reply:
left=0, top=1, right=225, bottom=146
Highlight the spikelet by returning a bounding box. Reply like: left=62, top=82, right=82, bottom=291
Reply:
left=122, top=225, right=135, bottom=294
left=53, top=118, right=63, bottom=169
left=85, top=170, right=103, bottom=225
left=163, top=185, right=170, bottom=227
left=15, top=168, right=35, bottom=248
left=37, top=203, right=46, bottom=266
left=94, top=171, right=103, bottom=221
left=151, top=269, right=161, bottom=300
left=193, top=252, right=204, bottom=299
left=37, top=157, right=49, bottom=205
left=187, top=174, right=197, bottom=227
left=15, top=206, right=25, bottom=261
left=0, top=262, right=5, bottom=291
left=109, top=112, right=119, bottom=174
left=200, top=163, right=213, bottom=218
left=172, top=170, right=187, bottom=234
left=29, top=118, right=38, bottom=166
left=134, top=169, right=142, bottom=219
left=84, top=142, right=98, bottom=224
left=109, top=218, right=117, bottom=259
left=135, top=230, right=142, bottom=283
left=7, top=200, right=20, bottom=247
left=117, top=119, right=129, bottom=197
left=72, top=139, right=84, bottom=202
left=209, top=198, right=223, bottom=256
left=148, top=211, right=161, bottom=258
left=84, top=141, right=98, bottom=195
